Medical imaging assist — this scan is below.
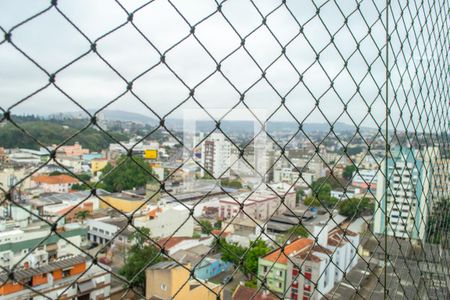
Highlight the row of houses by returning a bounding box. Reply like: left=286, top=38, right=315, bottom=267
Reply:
left=258, top=225, right=359, bottom=300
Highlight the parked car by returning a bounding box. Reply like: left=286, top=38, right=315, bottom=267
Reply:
left=222, top=275, right=233, bottom=285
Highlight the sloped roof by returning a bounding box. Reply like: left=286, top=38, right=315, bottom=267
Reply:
left=233, top=285, right=278, bottom=300
left=262, top=238, right=313, bottom=264
left=32, top=174, right=79, bottom=185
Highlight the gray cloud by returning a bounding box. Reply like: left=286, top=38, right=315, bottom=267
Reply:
left=1, top=0, right=435, bottom=131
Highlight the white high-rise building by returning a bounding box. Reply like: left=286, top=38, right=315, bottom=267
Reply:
left=200, top=133, right=231, bottom=178
left=374, top=147, right=439, bottom=240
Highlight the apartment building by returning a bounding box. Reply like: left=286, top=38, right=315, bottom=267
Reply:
left=374, top=147, right=438, bottom=240
left=146, top=261, right=222, bottom=300
left=31, top=174, right=79, bottom=193
left=272, top=167, right=316, bottom=188
left=200, top=133, right=232, bottom=178
left=54, top=142, right=89, bottom=156
left=351, top=169, right=378, bottom=190
left=219, top=183, right=296, bottom=221
left=88, top=204, right=193, bottom=244
left=0, top=255, right=111, bottom=300
left=0, top=167, right=33, bottom=191
left=0, top=223, right=87, bottom=269
left=87, top=217, right=133, bottom=246
left=258, top=226, right=359, bottom=300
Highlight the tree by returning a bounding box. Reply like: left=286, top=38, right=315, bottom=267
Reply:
left=71, top=183, right=90, bottom=191
left=296, top=189, right=305, bottom=201
left=49, top=171, right=63, bottom=176
left=101, top=155, right=156, bottom=192
left=76, top=173, right=92, bottom=181
left=242, top=240, right=270, bottom=278
left=304, top=196, right=321, bottom=207
left=221, top=178, right=243, bottom=189
left=287, top=225, right=308, bottom=238
left=0, top=116, right=128, bottom=151
left=217, top=239, right=270, bottom=279
left=119, top=227, right=165, bottom=289
left=343, top=165, right=357, bottom=180
left=75, top=210, right=89, bottom=223
left=199, top=220, right=213, bottom=234
left=217, top=239, right=246, bottom=267
left=214, top=220, right=222, bottom=230
left=312, top=177, right=345, bottom=190
left=311, top=182, right=332, bottom=200
left=338, top=197, right=372, bottom=218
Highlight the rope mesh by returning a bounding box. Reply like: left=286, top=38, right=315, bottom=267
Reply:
left=0, top=0, right=448, bottom=299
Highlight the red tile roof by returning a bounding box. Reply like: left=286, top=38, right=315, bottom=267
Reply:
left=262, top=238, right=313, bottom=264
left=157, top=237, right=193, bottom=250
left=32, top=174, right=79, bottom=185
left=232, top=285, right=278, bottom=300
left=211, top=229, right=231, bottom=237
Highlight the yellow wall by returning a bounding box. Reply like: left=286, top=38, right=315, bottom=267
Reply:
left=91, top=159, right=108, bottom=173
left=144, top=149, right=158, bottom=159
left=99, top=195, right=145, bottom=213
left=189, top=284, right=222, bottom=300
left=146, top=264, right=222, bottom=300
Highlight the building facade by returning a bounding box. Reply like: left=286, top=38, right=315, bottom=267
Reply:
left=374, top=147, right=437, bottom=240
left=146, top=261, right=222, bottom=300
left=258, top=226, right=359, bottom=300
left=220, top=183, right=296, bottom=221
left=31, top=174, right=79, bottom=193
left=0, top=255, right=111, bottom=300
left=200, top=133, right=232, bottom=178
left=0, top=223, right=88, bottom=269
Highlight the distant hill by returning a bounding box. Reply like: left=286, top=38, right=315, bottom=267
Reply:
left=48, top=110, right=159, bottom=126
left=46, top=109, right=375, bottom=134
left=0, top=115, right=128, bottom=151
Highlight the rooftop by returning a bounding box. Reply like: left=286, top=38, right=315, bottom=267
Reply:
left=149, top=261, right=179, bottom=270
left=109, top=192, right=145, bottom=201
left=32, top=174, right=79, bottom=185
left=262, top=238, right=313, bottom=264
left=232, top=285, right=278, bottom=300
left=0, top=255, right=85, bottom=282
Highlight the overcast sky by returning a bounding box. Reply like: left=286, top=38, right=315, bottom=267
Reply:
left=0, top=0, right=443, bottom=130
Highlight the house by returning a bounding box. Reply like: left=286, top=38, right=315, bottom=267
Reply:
left=135, top=204, right=194, bottom=238
left=351, top=169, right=378, bottom=190
left=0, top=223, right=88, bottom=269
left=31, top=174, right=79, bottom=193
left=172, top=246, right=232, bottom=280
left=54, top=142, right=89, bottom=156
left=98, top=192, right=146, bottom=213
left=219, top=183, right=296, bottom=221
left=0, top=255, right=111, bottom=299
left=87, top=217, right=134, bottom=246
left=146, top=261, right=222, bottom=300
left=157, top=236, right=213, bottom=256
left=91, top=158, right=108, bottom=173
left=330, top=187, right=357, bottom=200
left=232, top=285, right=278, bottom=300
left=258, top=225, right=359, bottom=300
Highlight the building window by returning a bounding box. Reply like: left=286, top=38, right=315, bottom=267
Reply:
left=161, top=283, right=167, bottom=291
left=278, top=282, right=282, bottom=289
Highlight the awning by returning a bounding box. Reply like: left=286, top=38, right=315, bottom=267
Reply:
left=78, top=280, right=96, bottom=294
